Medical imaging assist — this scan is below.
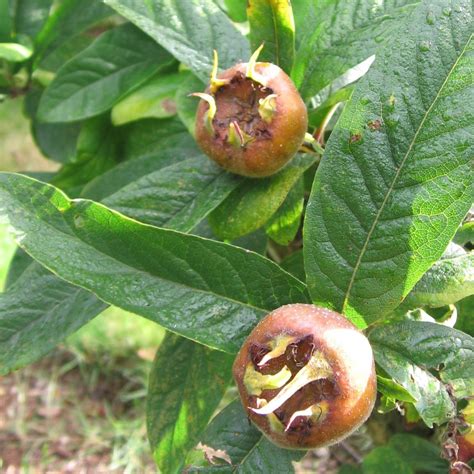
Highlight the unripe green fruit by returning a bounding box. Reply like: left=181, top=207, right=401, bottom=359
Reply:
left=232, top=304, right=377, bottom=449
left=193, top=48, right=308, bottom=178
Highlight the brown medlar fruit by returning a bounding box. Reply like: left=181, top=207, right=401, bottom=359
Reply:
left=232, top=304, right=377, bottom=449
left=192, top=46, right=308, bottom=178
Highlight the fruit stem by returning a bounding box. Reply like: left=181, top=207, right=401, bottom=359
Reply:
left=304, top=132, right=325, bottom=155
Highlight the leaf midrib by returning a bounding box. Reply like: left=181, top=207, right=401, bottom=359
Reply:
left=341, top=33, right=473, bottom=314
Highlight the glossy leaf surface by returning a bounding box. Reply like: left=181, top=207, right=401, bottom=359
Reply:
left=292, top=0, right=418, bottom=99
left=304, top=1, right=474, bottom=326
left=103, top=0, right=250, bottom=82
left=38, top=23, right=175, bottom=122
left=370, top=320, right=474, bottom=426
left=247, top=0, right=295, bottom=73
left=0, top=173, right=308, bottom=353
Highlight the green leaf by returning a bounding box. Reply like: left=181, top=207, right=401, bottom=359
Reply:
left=402, top=252, right=474, bottom=309
left=0, top=122, right=222, bottom=375
left=0, top=0, right=12, bottom=41
left=369, top=320, right=474, bottom=426
left=103, top=156, right=241, bottom=230
left=456, top=295, right=474, bottom=336
left=37, top=23, right=175, bottom=123
left=39, top=32, right=94, bottom=73
left=81, top=119, right=199, bottom=201
left=185, top=400, right=303, bottom=472
left=175, top=73, right=204, bottom=136
left=147, top=333, right=233, bottom=474
left=50, top=115, right=120, bottom=197
left=0, top=262, right=107, bottom=375
left=24, top=87, right=82, bottom=163
left=11, top=0, right=53, bottom=39
left=338, top=466, right=363, bottom=474
left=34, top=0, right=113, bottom=65
left=210, top=154, right=315, bottom=240
left=103, top=0, right=250, bottom=83
left=265, top=177, right=303, bottom=245
left=0, top=41, right=32, bottom=61
left=247, top=0, right=295, bottom=74
left=362, top=446, right=413, bottom=474
left=122, top=117, right=197, bottom=163
left=304, top=1, right=474, bottom=327
left=5, top=247, right=31, bottom=288
left=0, top=223, right=16, bottom=290
left=292, top=0, right=418, bottom=99
left=0, top=138, right=224, bottom=375
left=224, top=0, right=247, bottom=23
left=280, top=250, right=304, bottom=282
left=376, top=375, right=416, bottom=403
left=308, top=84, right=354, bottom=128
left=454, top=221, right=474, bottom=246
left=0, top=173, right=308, bottom=353
left=111, top=72, right=183, bottom=126
left=387, top=434, right=448, bottom=473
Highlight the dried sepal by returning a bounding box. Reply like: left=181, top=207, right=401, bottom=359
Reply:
left=227, top=121, right=255, bottom=148
left=209, top=49, right=230, bottom=94
left=250, top=351, right=333, bottom=415
left=244, top=363, right=292, bottom=396
left=190, top=92, right=216, bottom=133
left=285, top=402, right=329, bottom=432
left=246, top=43, right=266, bottom=87
left=258, top=93, right=278, bottom=123
left=257, top=334, right=296, bottom=367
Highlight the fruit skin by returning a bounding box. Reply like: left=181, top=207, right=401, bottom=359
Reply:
left=195, top=62, right=308, bottom=178
left=232, top=304, right=377, bottom=449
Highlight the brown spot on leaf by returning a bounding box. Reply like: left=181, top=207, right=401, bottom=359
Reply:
left=367, top=119, right=382, bottom=131
left=349, top=133, right=362, bottom=144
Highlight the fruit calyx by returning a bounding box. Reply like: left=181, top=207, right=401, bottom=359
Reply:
left=246, top=334, right=336, bottom=434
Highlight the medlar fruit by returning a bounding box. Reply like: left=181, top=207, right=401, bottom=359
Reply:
left=233, top=304, right=377, bottom=449
left=192, top=46, right=308, bottom=178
